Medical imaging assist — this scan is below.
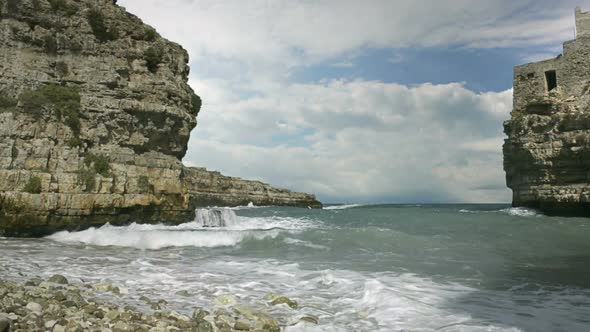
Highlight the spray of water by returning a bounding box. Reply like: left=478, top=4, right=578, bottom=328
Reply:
left=195, top=208, right=238, bottom=227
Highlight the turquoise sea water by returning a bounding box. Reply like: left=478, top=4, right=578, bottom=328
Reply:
left=1, top=204, right=590, bottom=331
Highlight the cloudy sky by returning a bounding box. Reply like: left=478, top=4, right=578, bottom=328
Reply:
left=119, top=0, right=583, bottom=204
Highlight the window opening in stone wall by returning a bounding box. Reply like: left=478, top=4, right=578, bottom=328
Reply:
left=545, top=70, right=557, bottom=92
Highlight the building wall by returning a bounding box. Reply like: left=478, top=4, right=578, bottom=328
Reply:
left=513, top=10, right=590, bottom=115
left=576, top=7, right=590, bottom=38
left=513, top=58, right=561, bottom=113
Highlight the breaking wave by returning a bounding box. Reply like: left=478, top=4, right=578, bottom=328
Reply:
left=46, top=208, right=319, bottom=250
left=46, top=224, right=283, bottom=250
left=283, top=237, right=329, bottom=250
left=195, top=208, right=238, bottom=227
left=323, top=204, right=365, bottom=210
left=230, top=202, right=268, bottom=210
left=459, top=207, right=541, bottom=217
left=501, top=207, right=541, bottom=217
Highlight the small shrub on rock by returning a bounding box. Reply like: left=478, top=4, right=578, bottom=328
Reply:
left=43, top=35, right=58, bottom=55
left=19, top=85, right=81, bottom=132
left=84, top=153, right=110, bottom=177
left=191, top=93, right=201, bottom=114
left=48, top=0, right=77, bottom=16
left=38, top=85, right=80, bottom=114
left=6, top=0, right=20, bottom=15
left=11, top=145, right=18, bottom=159
left=143, top=27, right=157, bottom=41
left=67, top=136, right=82, bottom=148
left=87, top=8, right=118, bottom=42
left=144, top=46, right=164, bottom=73
left=68, top=40, right=83, bottom=54
left=23, top=176, right=42, bottom=194
left=63, top=109, right=80, bottom=133
left=20, top=90, right=48, bottom=119
left=138, top=175, right=150, bottom=193
left=78, top=168, right=96, bottom=192
left=55, top=61, right=69, bottom=77
left=0, top=92, right=17, bottom=113
left=32, top=0, right=42, bottom=11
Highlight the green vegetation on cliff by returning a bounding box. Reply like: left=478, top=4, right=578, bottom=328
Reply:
left=77, top=168, right=96, bottom=192
left=144, top=46, right=164, bottom=73
left=0, top=92, right=17, bottom=113
left=87, top=8, right=119, bottom=42
left=191, top=93, right=202, bottom=114
left=23, top=176, right=42, bottom=194
left=19, top=84, right=81, bottom=133
left=5, top=0, right=20, bottom=15
left=138, top=175, right=152, bottom=193
left=48, top=0, right=78, bottom=16
left=84, top=153, right=110, bottom=177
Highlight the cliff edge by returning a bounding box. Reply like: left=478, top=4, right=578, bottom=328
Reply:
left=0, top=0, right=320, bottom=237
left=504, top=8, right=590, bottom=217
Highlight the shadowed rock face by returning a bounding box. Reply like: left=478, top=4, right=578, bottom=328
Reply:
left=0, top=0, right=321, bottom=237
left=504, top=8, right=590, bottom=217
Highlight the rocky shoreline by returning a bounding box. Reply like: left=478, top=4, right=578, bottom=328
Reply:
left=0, top=276, right=316, bottom=332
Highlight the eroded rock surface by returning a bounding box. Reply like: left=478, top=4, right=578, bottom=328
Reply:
left=0, top=0, right=320, bottom=237
left=503, top=7, right=590, bottom=216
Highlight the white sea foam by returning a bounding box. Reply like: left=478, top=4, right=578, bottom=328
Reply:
left=230, top=202, right=268, bottom=210
left=0, top=237, right=572, bottom=332
left=323, top=204, right=364, bottom=210
left=2, top=204, right=587, bottom=332
left=46, top=208, right=319, bottom=250
left=195, top=208, right=238, bottom=227
left=225, top=216, right=317, bottom=231
left=46, top=224, right=283, bottom=250
left=501, top=207, right=541, bottom=217
left=283, top=237, right=329, bottom=250
left=459, top=207, right=541, bottom=217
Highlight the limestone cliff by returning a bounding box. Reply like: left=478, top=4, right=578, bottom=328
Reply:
left=503, top=8, right=590, bottom=216
left=0, top=0, right=321, bottom=237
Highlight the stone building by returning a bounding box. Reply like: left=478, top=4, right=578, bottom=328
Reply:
left=504, top=7, right=590, bottom=216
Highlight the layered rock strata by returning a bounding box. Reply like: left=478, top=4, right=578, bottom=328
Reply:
left=503, top=8, right=590, bottom=216
left=0, top=0, right=320, bottom=237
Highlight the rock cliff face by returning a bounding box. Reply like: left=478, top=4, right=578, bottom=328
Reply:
left=503, top=8, right=590, bottom=216
left=0, top=0, right=320, bottom=237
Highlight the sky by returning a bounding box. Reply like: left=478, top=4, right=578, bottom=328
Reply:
left=118, top=0, right=584, bottom=204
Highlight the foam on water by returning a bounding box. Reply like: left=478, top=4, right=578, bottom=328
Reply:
left=501, top=207, right=540, bottom=217
left=323, top=204, right=365, bottom=210
left=230, top=202, right=268, bottom=210
left=459, top=207, right=541, bottom=217
left=0, top=239, right=574, bottom=332
left=46, top=224, right=283, bottom=250
left=283, top=237, right=329, bottom=250
left=4, top=204, right=590, bottom=331
left=195, top=208, right=238, bottom=227
left=46, top=208, right=320, bottom=250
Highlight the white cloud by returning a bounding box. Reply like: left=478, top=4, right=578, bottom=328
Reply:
left=115, top=0, right=559, bottom=203
left=186, top=80, right=513, bottom=203
left=119, top=0, right=578, bottom=68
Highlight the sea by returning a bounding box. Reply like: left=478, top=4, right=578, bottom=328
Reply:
left=1, top=204, right=590, bottom=332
